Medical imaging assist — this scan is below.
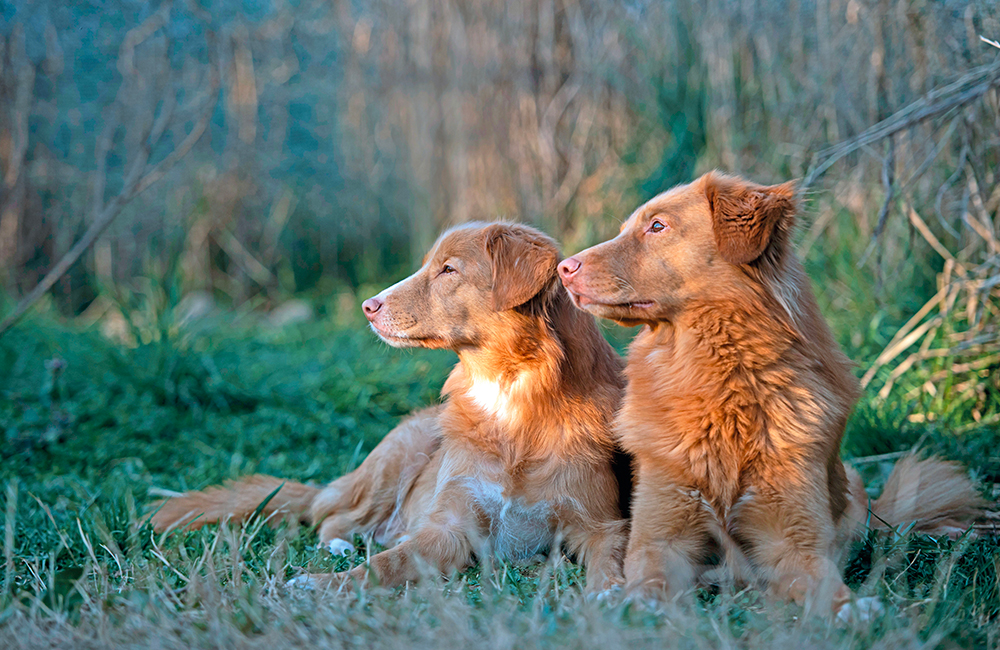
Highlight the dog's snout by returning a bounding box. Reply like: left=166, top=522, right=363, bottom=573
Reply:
left=557, top=257, right=582, bottom=280
left=362, top=297, right=384, bottom=319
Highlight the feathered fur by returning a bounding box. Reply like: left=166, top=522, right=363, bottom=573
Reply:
left=151, top=475, right=319, bottom=531
left=869, top=455, right=985, bottom=536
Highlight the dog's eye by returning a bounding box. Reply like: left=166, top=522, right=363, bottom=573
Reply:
left=441, top=264, right=457, bottom=275
left=648, top=220, right=667, bottom=233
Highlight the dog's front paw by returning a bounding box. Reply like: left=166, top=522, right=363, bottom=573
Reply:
left=835, top=596, right=884, bottom=625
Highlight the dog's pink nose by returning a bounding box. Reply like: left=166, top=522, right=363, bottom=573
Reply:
left=557, top=257, right=582, bottom=280
left=362, top=297, right=383, bottom=318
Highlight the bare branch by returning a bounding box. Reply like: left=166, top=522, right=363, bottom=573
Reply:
left=802, top=60, right=1000, bottom=190
left=0, top=6, right=219, bottom=338
left=134, top=78, right=218, bottom=195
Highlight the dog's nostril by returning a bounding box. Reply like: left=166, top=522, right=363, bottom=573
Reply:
left=557, top=257, right=582, bottom=278
left=362, top=297, right=383, bottom=316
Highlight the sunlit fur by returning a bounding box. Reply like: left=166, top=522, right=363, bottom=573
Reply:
left=561, top=171, right=983, bottom=616
left=151, top=222, right=629, bottom=594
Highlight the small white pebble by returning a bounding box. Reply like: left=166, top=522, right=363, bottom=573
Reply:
left=622, top=592, right=662, bottom=611
left=286, top=575, right=318, bottom=590
left=836, top=596, right=884, bottom=624
left=325, top=538, right=354, bottom=556
left=591, top=585, right=622, bottom=603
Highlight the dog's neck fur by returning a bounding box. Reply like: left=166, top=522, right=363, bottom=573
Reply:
left=640, top=249, right=848, bottom=376
left=679, top=290, right=799, bottom=373
left=443, top=284, right=623, bottom=461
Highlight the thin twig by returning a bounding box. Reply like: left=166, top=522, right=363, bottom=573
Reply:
left=848, top=450, right=909, bottom=466
left=857, top=140, right=896, bottom=273
left=934, top=135, right=969, bottom=239
left=906, top=205, right=967, bottom=274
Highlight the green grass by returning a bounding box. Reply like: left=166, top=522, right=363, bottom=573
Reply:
left=1, top=284, right=998, bottom=648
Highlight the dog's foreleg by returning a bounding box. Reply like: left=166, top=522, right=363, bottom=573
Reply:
left=561, top=517, right=629, bottom=596
left=622, top=465, right=713, bottom=604
left=733, top=474, right=851, bottom=617
left=349, top=523, right=473, bottom=588
left=289, top=514, right=474, bottom=592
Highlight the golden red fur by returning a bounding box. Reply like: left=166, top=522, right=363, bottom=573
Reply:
left=558, top=171, right=983, bottom=616
left=151, top=222, right=629, bottom=593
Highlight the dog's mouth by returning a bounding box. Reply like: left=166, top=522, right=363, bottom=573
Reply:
left=566, top=290, right=654, bottom=312
left=369, top=323, right=448, bottom=349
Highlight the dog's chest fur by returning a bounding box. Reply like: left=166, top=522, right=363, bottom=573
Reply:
left=467, top=478, right=556, bottom=561
left=619, top=324, right=825, bottom=513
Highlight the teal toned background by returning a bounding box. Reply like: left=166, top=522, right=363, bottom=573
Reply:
left=1, top=1, right=998, bottom=647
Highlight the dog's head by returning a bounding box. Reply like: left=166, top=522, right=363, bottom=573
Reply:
left=558, top=171, right=797, bottom=325
left=362, top=222, right=561, bottom=349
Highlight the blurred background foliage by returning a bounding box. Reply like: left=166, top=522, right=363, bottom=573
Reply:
left=0, top=0, right=998, bottom=418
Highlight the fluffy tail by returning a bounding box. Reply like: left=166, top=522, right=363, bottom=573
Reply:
left=149, top=475, right=319, bottom=533
left=869, top=455, right=985, bottom=537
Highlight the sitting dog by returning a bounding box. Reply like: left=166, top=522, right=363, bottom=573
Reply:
left=557, top=171, right=983, bottom=616
left=152, top=222, right=629, bottom=594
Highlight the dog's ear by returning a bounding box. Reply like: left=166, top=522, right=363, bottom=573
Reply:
left=484, top=224, right=560, bottom=311
left=704, top=172, right=797, bottom=265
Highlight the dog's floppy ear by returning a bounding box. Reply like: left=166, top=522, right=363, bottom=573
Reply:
left=484, top=224, right=560, bottom=311
left=704, top=172, right=797, bottom=265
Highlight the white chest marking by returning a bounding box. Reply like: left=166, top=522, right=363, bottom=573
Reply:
left=468, top=378, right=517, bottom=422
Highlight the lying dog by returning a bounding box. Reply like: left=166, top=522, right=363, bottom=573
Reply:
left=558, top=171, right=983, bottom=616
left=152, top=222, right=628, bottom=594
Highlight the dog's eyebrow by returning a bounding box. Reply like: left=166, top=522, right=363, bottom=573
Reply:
left=619, top=213, right=640, bottom=233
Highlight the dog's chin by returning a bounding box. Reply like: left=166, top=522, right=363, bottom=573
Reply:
left=369, top=324, right=449, bottom=350
left=375, top=332, right=422, bottom=349
left=565, top=289, right=655, bottom=321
